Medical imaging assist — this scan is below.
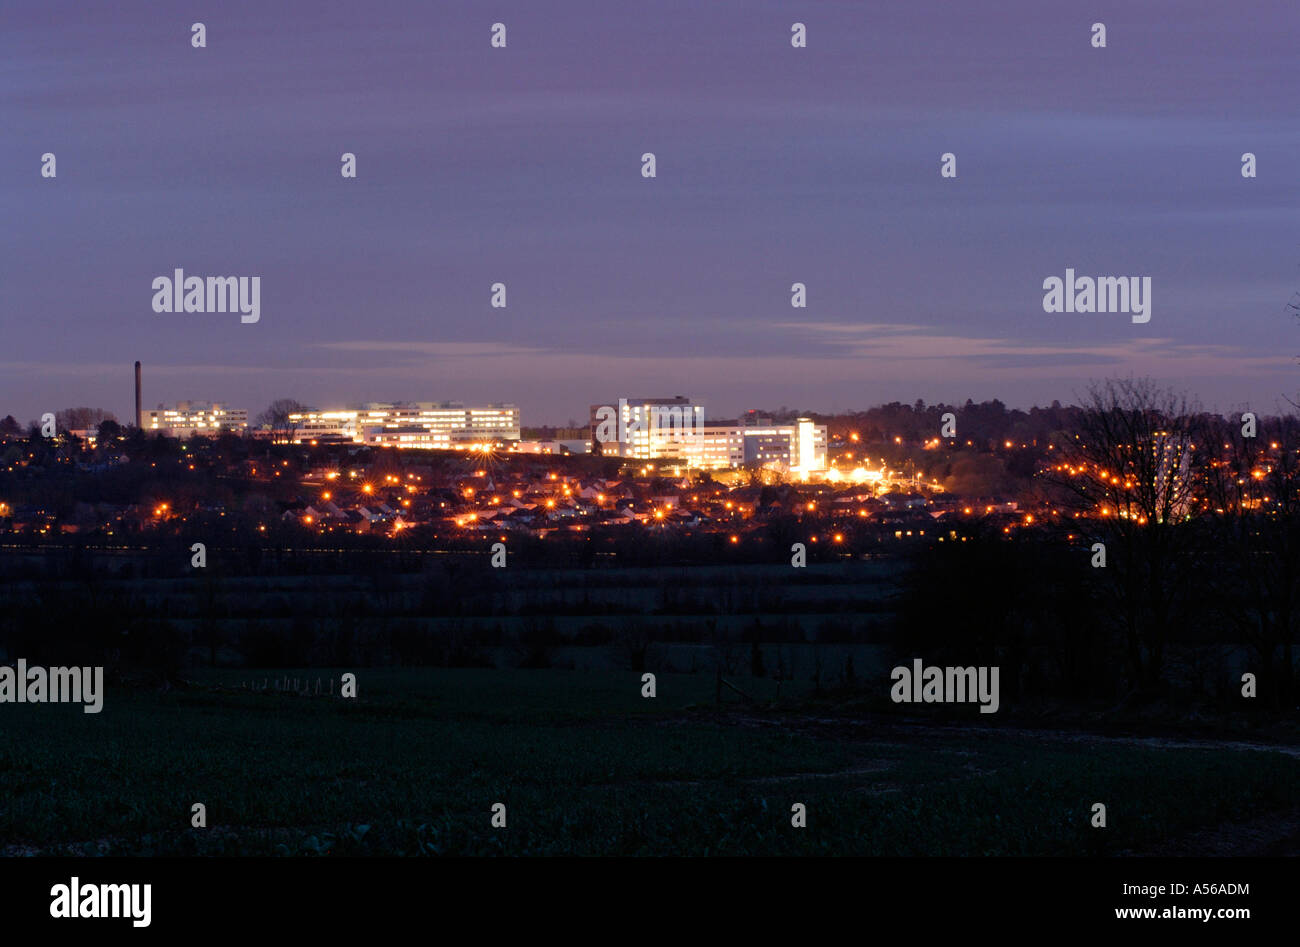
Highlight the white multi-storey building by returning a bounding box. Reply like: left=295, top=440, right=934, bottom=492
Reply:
left=289, top=402, right=520, bottom=447
left=589, top=397, right=705, bottom=461
left=590, top=397, right=826, bottom=472
left=145, top=402, right=248, bottom=437
left=293, top=410, right=361, bottom=442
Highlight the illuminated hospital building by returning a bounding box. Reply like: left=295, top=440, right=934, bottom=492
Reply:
left=145, top=402, right=248, bottom=437
left=289, top=402, right=520, bottom=448
left=589, top=398, right=826, bottom=473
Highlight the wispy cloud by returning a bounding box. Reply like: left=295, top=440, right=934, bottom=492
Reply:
left=313, top=341, right=546, bottom=358
left=774, top=322, right=1295, bottom=371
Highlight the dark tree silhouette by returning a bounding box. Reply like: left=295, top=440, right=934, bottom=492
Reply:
left=256, top=399, right=309, bottom=441
left=1042, top=378, right=1201, bottom=694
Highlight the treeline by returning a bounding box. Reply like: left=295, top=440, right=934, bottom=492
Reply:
left=894, top=380, right=1300, bottom=710
left=810, top=398, right=1080, bottom=447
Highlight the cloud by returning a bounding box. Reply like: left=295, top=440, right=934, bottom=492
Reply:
left=773, top=321, right=1296, bottom=372
left=313, top=341, right=546, bottom=358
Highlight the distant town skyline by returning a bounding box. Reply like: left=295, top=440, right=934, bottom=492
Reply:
left=4, top=0, right=1298, bottom=424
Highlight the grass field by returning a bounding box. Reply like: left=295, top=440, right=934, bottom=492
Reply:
left=2, top=668, right=1297, bottom=856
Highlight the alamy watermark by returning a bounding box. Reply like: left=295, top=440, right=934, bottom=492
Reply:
left=0, top=659, right=104, bottom=713
left=890, top=659, right=999, bottom=714
left=591, top=399, right=704, bottom=447
left=1042, top=268, right=1150, bottom=324
left=50, top=877, right=150, bottom=927
left=152, top=268, right=260, bottom=324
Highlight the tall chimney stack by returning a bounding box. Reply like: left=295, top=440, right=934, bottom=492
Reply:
left=134, top=361, right=142, bottom=429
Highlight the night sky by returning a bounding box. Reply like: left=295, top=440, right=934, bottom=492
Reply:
left=4, top=0, right=1298, bottom=425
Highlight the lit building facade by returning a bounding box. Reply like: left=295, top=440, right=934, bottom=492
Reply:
left=289, top=402, right=520, bottom=447
left=1153, top=431, right=1194, bottom=520
left=145, top=402, right=248, bottom=437
left=590, top=397, right=705, bottom=461
left=590, top=396, right=826, bottom=472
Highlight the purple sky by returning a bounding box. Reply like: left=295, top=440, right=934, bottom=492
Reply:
left=3, top=0, right=1299, bottom=426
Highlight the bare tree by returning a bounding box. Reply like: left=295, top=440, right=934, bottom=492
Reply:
left=55, top=406, right=115, bottom=432
left=257, top=399, right=308, bottom=442
left=1042, top=379, right=1202, bottom=694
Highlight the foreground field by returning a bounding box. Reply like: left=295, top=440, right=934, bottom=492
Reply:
left=1, top=668, right=1296, bottom=856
